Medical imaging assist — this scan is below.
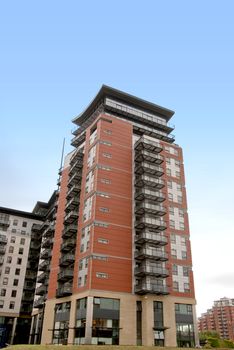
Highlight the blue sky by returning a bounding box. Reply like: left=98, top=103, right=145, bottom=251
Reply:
left=1, top=1, right=234, bottom=316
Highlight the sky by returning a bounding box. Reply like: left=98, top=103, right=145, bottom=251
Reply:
left=0, top=0, right=234, bottom=317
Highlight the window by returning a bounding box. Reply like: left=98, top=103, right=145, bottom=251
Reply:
left=9, top=301, right=15, bottom=310
left=102, top=152, right=112, bottom=158
left=170, top=234, right=176, bottom=243
left=86, top=241, right=90, bottom=250
left=98, top=238, right=109, bottom=244
left=0, top=289, right=6, bottom=297
left=93, top=221, right=109, bottom=228
left=10, top=236, right=16, bottom=243
left=18, top=248, right=24, bottom=255
left=22, top=221, right=27, bottom=227
left=13, top=219, right=18, bottom=226
left=182, top=251, right=187, bottom=260
left=175, top=171, right=180, bottom=178
left=97, top=191, right=110, bottom=198
left=15, top=268, right=20, bottom=275
left=167, top=181, right=172, bottom=189
left=0, top=300, right=4, bottom=308
left=4, top=267, right=10, bottom=274
left=179, top=209, right=184, bottom=217
left=168, top=193, right=173, bottom=201
left=11, top=290, right=17, bottom=297
left=8, top=246, right=14, bottom=254
left=100, top=140, right=112, bottom=146
left=166, top=168, right=171, bottom=176
left=78, top=277, right=82, bottom=287
left=175, top=160, right=180, bottom=167
left=17, top=258, right=22, bottom=265
left=179, top=222, right=185, bottom=230
left=85, top=258, right=89, bottom=268
left=177, top=195, right=182, bottom=204
left=172, top=264, right=178, bottom=275
left=184, top=283, right=190, bottom=292
left=96, top=272, right=108, bottom=279
left=99, top=207, right=109, bottom=213
left=104, top=129, right=112, bottom=135
left=169, top=220, right=175, bottom=229
left=173, top=281, right=179, bottom=291
left=171, top=249, right=177, bottom=259
left=84, top=275, right=87, bottom=285
left=181, top=237, right=186, bottom=246
left=169, top=206, right=174, bottom=215
left=3, top=278, right=8, bottom=285
left=101, top=178, right=111, bottom=184
left=11, top=229, right=16, bottom=233
left=183, top=266, right=189, bottom=277
left=13, top=279, right=19, bottom=286
left=166, top=158, right=171, bottom=164
left=79, top=260, right=83, bottom=270
left=7, top=256, right=12, bottom=264
left=80, top=244, right=84, bottom=253
left=177, top=183, right=182, bottom=191
left=21, top=230, right=26, bottom=235
left=20, top=238, right=25, bottom=245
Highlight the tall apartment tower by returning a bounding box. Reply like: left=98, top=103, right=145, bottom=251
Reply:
left=41, top=86, right=198, bottom=346
left=198, top=297, right=234, bottom=341
left=0, top=207, right=43, bottom=346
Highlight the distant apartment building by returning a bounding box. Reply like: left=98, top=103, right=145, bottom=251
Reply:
left=36, top=85, right=199, bottom=346
left=198, top=297, right=234, bottom=340
left=0, top=207, right=43, bottom=346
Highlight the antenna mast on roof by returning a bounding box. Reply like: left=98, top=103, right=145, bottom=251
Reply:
left=59, top=138, right=65, bottom=174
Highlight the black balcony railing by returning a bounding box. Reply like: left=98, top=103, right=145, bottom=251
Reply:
left=135, top=188, right=166, bottom=202
left=59, top=253, right=75, bottom=266
left=135, top=248, right=168, bottom=261
left=57, top=268, right=74, bottom=281
left=135, top=282, right=169, bottom=295
left=56, top=284, right=72, bottom=298
left=135, top=217, right=167, bottom=231
left=135, top=265, right=169, bottom=277
left=135, top=150, right=164, bottom=165
left=135, top=231, right=168, bottom=246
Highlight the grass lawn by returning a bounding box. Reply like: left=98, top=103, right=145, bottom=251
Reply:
left=0, top=346, right=199, bottom=350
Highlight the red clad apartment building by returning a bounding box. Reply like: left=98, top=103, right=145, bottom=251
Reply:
left=30, top=86, right=198, bottom=346
left=198, top=297, right=234, bottom=341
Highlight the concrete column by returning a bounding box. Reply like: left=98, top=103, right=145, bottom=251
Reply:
left=142, top=297, right=154, bottom=346
left=84, top=296, right=93, bottom=344
left=28, top=316, right=34, bottom=344
left=10, top=317, right=17, bottom=344
left=34, top=313, right=41, bottom=344
left=68, top=298, right=76, bottom=345
left=193, top=304, right=200, bottom=346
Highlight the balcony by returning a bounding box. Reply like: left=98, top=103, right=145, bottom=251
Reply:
left=64, top=210, right=79, bottom=224
left=25, top=271, right=37, bottom=280
left=37, top=272, right=49, bottom=284
left=0, top=235, right=7, bottom=244
left=135, top=162, right=164, bottom=177
left=67, top=183, right=81, bottom=199
left=135, top=150, right=164, bottom=165
left=71, top=132, right=86, bottom=147
left=133, top=125, right=175, bottom=144
left=135, top=217, right=167, bottom=231
left=32, top=223, right=42, bottom=232
left=135, top=266, right=169, bottom=277
left=135, top=201, right=166, bottom=216
left=68, top=172, right=82, bottom=187
left=57, top=268, right=74, bottom=281
left=135, top=248, right=168, bottom=261
left=135, top=175, right=165, bottom=190
left=135, top=282, right=169, bottom=295
left=34, top=296, right=45, bottom=309
left=0, top=246, right=6, bottom=254
left=69, top=158, right=83, bottom=175
left=28, top=251, right=40, bottom=261
left=135, top=137, right=163, bottom=153
left=60, top=238, right=76, bottom=252
left=56, top=284, right=72, bottom=297
left=35, top=284, right=47, bottom=295
left=24, top=283, right=36, bottom=291
left=38, top=260, right=50, bottom=271
left=40, top=220, right=50, bottom=232
left=70, top=149, right=84, bottom=165
left=65, top=195, right=80, bottom=210
left=43, top=222, right=55, bottom=237
left=62, top=224, right=77, bottom=238
left=40, top=249, right=52, bottom=260
left=30, top=241, right=41, bottom=250
left=41, top=237, right=53, bottom=249
left=135, top=231, right=168, bottom=246
left=59, top=253, right=75, bottom=266
left=135, top=188, right=165, bottom=202
left=0, top=218, right=10, bottom=227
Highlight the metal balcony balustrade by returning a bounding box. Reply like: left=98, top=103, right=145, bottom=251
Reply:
left=135, top=162, right=164, bottom=177
left=40, top=249, right=52, bottom=260
left=135, top=247, right=168, bottom=261
left=70, top=149, right=84, bottom=165
left=43, top=222, right=55, bottom=237
left=135, top=265, right=169, bottom=277
left=133, top=124, right=175, bottom=144
left=34, top=296, right=45, bottom=308
left=37, top=271, right=49, bottom=284
left=31, top=223, right=42, bottom=232
left=59, top=253, right=75, bottom=266
left=67, top=183, right=81, bottom=197
left=135, top=282, right=169, bottom=295
left=0, top=246, right=6, bottom=254
left=135, top=231, right=168, bottom=246
left=135, top=175, right=165, bottom=189
left=24, top=282, right=36, bottom=291
left=35, top=284, right=47, bottom=295
left=135, top=216, right=167, bottom=231
left=135, top=149, right=164, bottom=165
left=21, top=292, right=34, bottom=302
left=64, top=210, right=79, bottom=224
left=0, top=235, right=7, bottom=244
left=28, top=251, right=40, bottom=261
left=62, top=224, right=77, bottom=238
left=31, top=230, right=42, bottom=241
left=56, top=284, right=72, bottom=297
left=40, top=220, right=50, bottom=231
left=135, top=201, right=166, bottom=216
left=71, top=132, right=86, bottom=147
left=68, top=172, right=82, bottom=187
left=38, top=259, right=50, bottom=271
left=135, top=137, right=163, bottom=154
left=135, top=188, right=166, bottom=202
left=65, top=194, right=80, bottom=210
left=25, top=271, right=37, bottom=280
left=30, top=241, right=41, bottom=250
left=57, top=268, right=74, bottom=281
left=69, top=158, right=83, bottom=175
left=41, top=237, right=53, bottom=249
left=60, top=238, right=76, bottom=252
left=0, top=219, right=10, bottom=226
